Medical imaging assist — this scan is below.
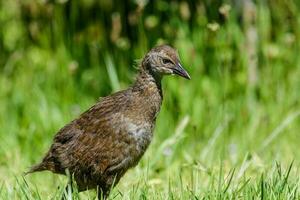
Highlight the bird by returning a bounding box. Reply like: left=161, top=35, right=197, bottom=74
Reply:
left=27, top=45, right=190, bottom=199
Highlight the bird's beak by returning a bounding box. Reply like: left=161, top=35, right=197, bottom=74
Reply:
left=172, top=62, right=191, bottom=80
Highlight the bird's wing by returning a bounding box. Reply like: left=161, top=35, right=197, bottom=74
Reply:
left=31, top=89, right=135, bottom=175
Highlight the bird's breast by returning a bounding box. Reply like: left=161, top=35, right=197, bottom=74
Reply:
left=123, top=118, right=153, bottom=155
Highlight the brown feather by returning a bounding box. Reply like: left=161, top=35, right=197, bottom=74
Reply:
left=28, top=45, right=190, bottom=197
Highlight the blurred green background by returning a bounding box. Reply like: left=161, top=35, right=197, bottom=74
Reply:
left=1, top=0, right=300, bottom=199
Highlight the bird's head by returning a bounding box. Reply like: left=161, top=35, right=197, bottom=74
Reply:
left=142, top=45, right=191, bottom=80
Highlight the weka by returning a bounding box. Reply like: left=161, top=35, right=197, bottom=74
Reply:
left=28, top=45, right=190, bottom=198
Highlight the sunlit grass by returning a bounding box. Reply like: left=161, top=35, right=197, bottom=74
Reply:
left=1, top=0, right=300, bottom=199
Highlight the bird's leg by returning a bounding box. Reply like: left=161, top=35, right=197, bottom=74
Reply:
left=96, top=186, right=108, bottom=200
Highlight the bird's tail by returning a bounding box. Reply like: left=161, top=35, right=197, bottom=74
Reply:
left=24, top=162, right=48, bottom=175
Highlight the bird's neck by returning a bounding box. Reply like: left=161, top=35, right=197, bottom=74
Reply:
left=133, top=69, right=162, bottom=96
left=132, top=69, right=163, bottom=122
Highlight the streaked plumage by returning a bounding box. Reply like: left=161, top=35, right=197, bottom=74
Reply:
left=28, top=45, right=190, bottom=198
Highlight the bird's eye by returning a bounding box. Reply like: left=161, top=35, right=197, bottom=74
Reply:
left=162, top=58, right=172, bottom=64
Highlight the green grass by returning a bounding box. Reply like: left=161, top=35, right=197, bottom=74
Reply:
left=1, top=0, right=300, bottom=199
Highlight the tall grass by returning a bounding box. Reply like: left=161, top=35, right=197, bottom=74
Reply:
left=1, top=0, right=300, bottom=199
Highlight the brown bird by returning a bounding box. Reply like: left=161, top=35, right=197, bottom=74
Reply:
left=27, top=45, right=190, bottom=199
